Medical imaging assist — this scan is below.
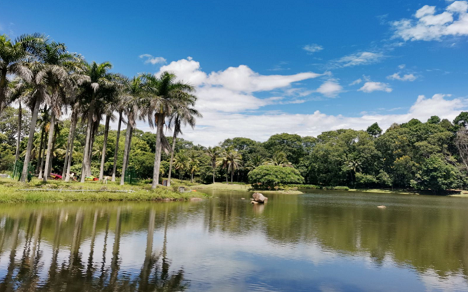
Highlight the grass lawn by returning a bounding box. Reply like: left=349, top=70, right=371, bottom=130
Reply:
left=0, top=177, right=206, bottom=203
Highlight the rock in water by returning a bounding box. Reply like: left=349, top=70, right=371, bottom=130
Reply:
left=252, top=192, right=268, bottom=203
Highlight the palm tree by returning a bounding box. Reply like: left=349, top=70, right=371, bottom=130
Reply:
left=40, top=41, right=84, bottom=181
left=267, top=151, right=291, bottom=167
left=141, top=72, right=196, bottom=189
left=166, top=100, right=201, bottom=186
left=111, top=109, right=123, bottom=182
left=218, top=148, right=242, bottom=183
left=98, top=103, right=118, bottom=181
left=7, top=78, right=28, bottom=164
left=20, top=61, right=48, bottom=182
left=187, top=151, right=200, bottom=183
left=206, top=146, right=221, bottom=183
left=77, top=61, right=119, bottom=182
left=173, top=151, right=189, bottom=180
left=62, top=103, right=79, bottom=181
left=0, top=33, right=44, bottom=115
left=120, top=77, right=144, bottom=185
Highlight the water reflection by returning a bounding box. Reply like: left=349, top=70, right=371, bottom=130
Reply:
left=0, top=192, right=468, bottom=291
left=0, top=205, right=187, bottom=291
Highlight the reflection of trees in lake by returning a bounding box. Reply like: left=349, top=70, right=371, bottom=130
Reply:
left=201, top=192, right=468, bottom=279
left=0, top=207, right=188, bottom=291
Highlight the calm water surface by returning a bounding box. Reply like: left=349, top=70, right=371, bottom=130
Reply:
left=0, top=191, right=468, bottom=291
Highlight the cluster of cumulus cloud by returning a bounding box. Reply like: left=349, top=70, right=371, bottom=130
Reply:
left=131, top=57, right=468, bottom=146
left=392, top=1, right=468, bottom=41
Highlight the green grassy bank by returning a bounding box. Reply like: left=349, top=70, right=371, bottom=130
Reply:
left=0, top=178, right=206, bottom=203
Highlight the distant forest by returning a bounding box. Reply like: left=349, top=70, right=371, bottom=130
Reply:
left=2, top=105, right=468, bottom=192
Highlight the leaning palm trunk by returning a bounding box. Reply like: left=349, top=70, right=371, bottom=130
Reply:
left=43, top=112, right=56, bottom=181
left=120, top=124, right=133, bottom=185
left=167, top=132, right=177, bottom=187
left=21, top=99, right=40, bottom=183
left=99, top=115, right=111, bottom=181
left=81, top=115, right=93, bottom=182
left=151, top=115, right=164, bottom=189
left=14, top=101, right=22, bottom=162
left=111, top=111, right=122, bottom=182
left=62, top=109, right=77, bottom=178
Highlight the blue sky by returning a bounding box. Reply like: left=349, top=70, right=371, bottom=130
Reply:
left=1, top=0, right=468, bottom=145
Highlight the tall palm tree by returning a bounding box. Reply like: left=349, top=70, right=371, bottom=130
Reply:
left=111, top=109, right=124, bottom=182
left=141, top=72, right=196, bottom=189
left=206, top=146, right=221, bottom=184
left=21, top=61, right=48, bottom=182
left=120, top=77, right=144, bottom=185
left=40, top=41, right=84, bottom=181
left=7, top=78, right=28, bottom=164
left=166, top=101, right=201, bottom=187
left=98, top=102, right=118, bottom=181
left=77, top=61, right=119, bottom=182
left=0, top=33, right=44, bottom=114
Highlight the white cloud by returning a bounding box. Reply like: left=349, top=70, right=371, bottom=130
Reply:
left=387, top=72, right=417, bottom=81
left=358, top=81, right=392, bottom=93
left=133, top=94, right=466, bottom=146
left=303, top=44, right=324, bottom=54
left=150, top=57, right=323, bottom=116
left=139, top=54, right=167, bottom=65
left=331, top=51, right=385, bottom=68
left=349, top=78, right=362, bottom=86
left=316, top=80, right=343, bottom=97
left=398, top=64, right=406, bottom=69
left=392, top=1, right=468, bottom=41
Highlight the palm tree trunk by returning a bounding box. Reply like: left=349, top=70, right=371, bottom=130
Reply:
left=151, top=115, right=164, bottom=189
left=35, top=127, right=45, bottom=175
left=126, top=126, right=133, bottom=167
left=62, top=109, right=77, bottom=178
left=167, top=132, right=177, bottom=187
left=21, top=99, right=40, bottom=183
left=43, top=112, right=56, bottom=181
left=14, top=101, right=22, bottom=162
left=191, top=172, right=194, bottom=183
left=120, top=123, right=132, bottom=185
left=81, top=115, right=93, bottom=182
left=64, top=110, right=78, bottom=181
left=99, top=115, right=111, bottom=181
left=231, top=168, right=234, bottom=183
left=111, top=111, right=122, bottom=182
left=38, top=138, right=46, bottom=179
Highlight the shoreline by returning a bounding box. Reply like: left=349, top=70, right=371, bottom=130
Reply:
left=0, top=178, right=205, bottom=203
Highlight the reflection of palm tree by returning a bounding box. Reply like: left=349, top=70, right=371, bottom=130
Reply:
left=0, top=218, right=20, bottom=291
left=109, top=208, right=122, bottom=288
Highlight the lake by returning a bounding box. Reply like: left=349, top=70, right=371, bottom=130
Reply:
left=0, top=190, right=467, bottom=291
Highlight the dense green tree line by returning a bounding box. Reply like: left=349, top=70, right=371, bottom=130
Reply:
left=3, top=104, right=468, bottom=191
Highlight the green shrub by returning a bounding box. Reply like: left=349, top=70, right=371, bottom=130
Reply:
left=248, top=165, right=304, bottom=190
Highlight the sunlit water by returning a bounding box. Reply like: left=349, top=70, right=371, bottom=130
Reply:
left=0, top=190, right=468, bottom=291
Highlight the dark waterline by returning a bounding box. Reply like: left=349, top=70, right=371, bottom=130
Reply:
left=0, top=191, right=468, bottom=291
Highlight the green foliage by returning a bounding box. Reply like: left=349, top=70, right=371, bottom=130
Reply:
left=248, top=165, right=304, bottom=189
left=413, top=155, right=462, bottom=192
left=366, top=122, right=382, bottom=137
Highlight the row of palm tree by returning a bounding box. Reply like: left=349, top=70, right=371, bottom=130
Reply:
left=1, top=33, right=201, bottom=188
